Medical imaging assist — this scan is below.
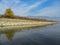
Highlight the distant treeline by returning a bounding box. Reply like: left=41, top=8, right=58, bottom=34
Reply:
left=0, top=15, right=55, bottom=22
left=0, top=8, right=55, bottom=22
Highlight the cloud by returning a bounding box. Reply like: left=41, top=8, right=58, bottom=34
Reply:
left=23, top=0, right=47, bottom=13
left=35, top=7, right=60, bottom=17
left=14, top=2, right=44, bottom=16
left=0, top=0, right=60, bottom=17
left=0, top=0, right=47, bottom=16
left=34, top=0, right=60, bottom=17
left=11, top=0, right=47, bottom=16
left=0, top=0, right=21, bottom=14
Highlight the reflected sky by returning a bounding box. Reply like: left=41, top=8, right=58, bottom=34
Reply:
left=0, top=23, right=60, bottom=45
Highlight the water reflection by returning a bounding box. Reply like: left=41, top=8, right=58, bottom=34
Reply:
left=0, top=30, right=17, bottom=41
left=0, top=23, right=60, bottom=45
left=0, top=25, right=48, bottom=41
left=5, top=30, right=15, bottom=41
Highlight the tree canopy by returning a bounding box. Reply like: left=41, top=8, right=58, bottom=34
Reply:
left=4, top=8, right=14, bottom=18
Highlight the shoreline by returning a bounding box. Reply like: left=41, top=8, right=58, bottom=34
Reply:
left=0, top=18, right=57, bottom=30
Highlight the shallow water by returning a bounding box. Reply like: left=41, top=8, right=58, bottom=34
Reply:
left=0, top=22, right=60, bottom=45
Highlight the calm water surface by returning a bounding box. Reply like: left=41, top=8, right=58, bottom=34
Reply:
left=0, top=22, right=60, bottom=45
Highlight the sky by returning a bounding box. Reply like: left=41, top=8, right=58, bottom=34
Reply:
left=0, top=0, right=60, bottom=17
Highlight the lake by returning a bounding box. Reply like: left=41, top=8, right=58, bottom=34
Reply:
left=0, top=22, right=60, bottom=45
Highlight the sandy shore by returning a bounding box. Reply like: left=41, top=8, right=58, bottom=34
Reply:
left=0, top=18, right=57, bottom=30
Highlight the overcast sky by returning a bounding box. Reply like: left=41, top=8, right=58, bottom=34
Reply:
left=0, top=0, right=60, bottom=17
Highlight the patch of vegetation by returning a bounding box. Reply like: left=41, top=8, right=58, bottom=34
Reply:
left=4, top=8, right=14, bottom=18
left=0, top=8, right=55, bottom=22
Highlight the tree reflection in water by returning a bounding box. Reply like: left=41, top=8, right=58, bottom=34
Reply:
left=0, top=29, right=19, bottom=41
left=5, top=30, right=15, bottom=41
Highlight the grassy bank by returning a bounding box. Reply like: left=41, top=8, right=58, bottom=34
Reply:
left=0, top=18, right=57, bottom=30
